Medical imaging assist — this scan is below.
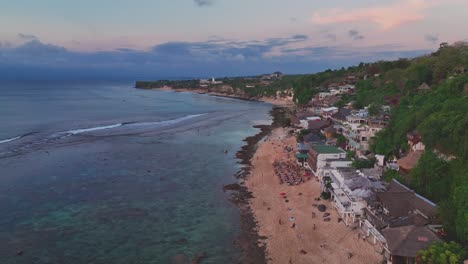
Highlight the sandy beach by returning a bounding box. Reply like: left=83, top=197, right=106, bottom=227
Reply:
left=258, top=97, right=295, bottom=107
left=146, top=87, right=294, bottom=107
left=246, top=127, right=384, bottom=264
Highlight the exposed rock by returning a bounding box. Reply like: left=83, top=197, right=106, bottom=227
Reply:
left=191, top=252, right=207, bottom=264
left=223, top=183, right=241, bottom=192
left=172, top=254, right=187, bottom=264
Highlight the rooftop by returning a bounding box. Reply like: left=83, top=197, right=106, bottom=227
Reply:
left=376, top=179, right=437, bottom=221
left=383, top=225, right=441, bottom=257
left=310, top=145, right=344, bottom=154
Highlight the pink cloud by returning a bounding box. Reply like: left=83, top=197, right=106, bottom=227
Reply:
left=311, top=0, right=440, bottom=30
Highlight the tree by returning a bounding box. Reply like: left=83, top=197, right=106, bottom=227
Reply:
left=352, top=158, right=376, bottom=169
left=382, top=169, right=405, bottom=183
left=416, top=241, right=466, bottom=264
left=368, top=102, right=382, bottom=117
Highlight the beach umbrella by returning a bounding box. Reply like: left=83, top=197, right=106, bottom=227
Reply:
left=318, top=204, right=327, bottom=212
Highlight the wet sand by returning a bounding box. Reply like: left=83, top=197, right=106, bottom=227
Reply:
left=246, top=127, right=384, bottom=264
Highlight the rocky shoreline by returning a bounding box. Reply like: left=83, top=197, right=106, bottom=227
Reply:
left=225, top=107, right=290, bottom=264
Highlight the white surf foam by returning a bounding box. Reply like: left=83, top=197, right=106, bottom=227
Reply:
left=0, top=136, right=21, bottom=144
left=61, top=113, right=207, bottom=135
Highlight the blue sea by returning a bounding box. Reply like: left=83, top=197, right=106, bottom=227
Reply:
left=0, top=81, right=272, bottom=264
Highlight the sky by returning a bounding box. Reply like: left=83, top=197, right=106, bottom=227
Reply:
left=0, top=0, right=467, bottom=80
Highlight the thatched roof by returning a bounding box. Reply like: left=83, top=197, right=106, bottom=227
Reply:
left=397, top=151, right=423, bottom=171
left=417, top=83, right=431, bottom=91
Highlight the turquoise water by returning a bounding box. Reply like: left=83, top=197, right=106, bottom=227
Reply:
left=0, top=82, right=272, bottom=263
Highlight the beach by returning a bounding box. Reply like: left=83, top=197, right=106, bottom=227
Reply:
left=146, top=87, right=294, bottom=107
left=246, top=127, right=384, bottom=264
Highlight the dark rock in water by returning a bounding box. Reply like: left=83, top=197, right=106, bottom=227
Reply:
left=191, top=252, right=207, bottom=264
left=323, top=213, right=330, bottom=217
left=318, top=204, right=327, bottom=212
left=172, top=254, right=187, bottom=264
left=16, top=250, right=24, bottom=256
left=174, top=238, right=188, bottom=245
left=223, top=183, right=241, bottom=191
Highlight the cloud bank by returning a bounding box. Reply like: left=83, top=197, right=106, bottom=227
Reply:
left=0, top=35, right=431, bottom=80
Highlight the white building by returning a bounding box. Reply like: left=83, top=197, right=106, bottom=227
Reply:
left=341, top=110, right=387, bottom=155
left=307, top=145, right=351, bottom=179
left=324, top=168, right=385, bottom=226
left=299, top=116, right=321, bottom=129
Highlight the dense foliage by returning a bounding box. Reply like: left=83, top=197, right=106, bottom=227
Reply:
left=366, top=44, right=468, bottom=244
left=416, top=242, right=466, bottom=264
left=292, top=68, right=349, bottom=105
left=352, top=158, right=376, bottom=169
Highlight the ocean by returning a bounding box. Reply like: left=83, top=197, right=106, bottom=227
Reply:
left=0, top=81, right=272, bottom=264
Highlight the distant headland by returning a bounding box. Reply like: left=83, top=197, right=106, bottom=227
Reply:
left=135, top=72, right=296, bottom=106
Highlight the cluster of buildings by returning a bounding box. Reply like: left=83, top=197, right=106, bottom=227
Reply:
left=294, top=142, right=442, bottom=263
left=259, top=71, right=283, bottom=86
left=292, top=106, right=389, bottom=156
left=290, top=75, right=442, bottom=263
left=333, top=108, right=389, bottom=155
left=199, top=77, right=223, bottom=87
left=199, top=71, right=284, bottom=89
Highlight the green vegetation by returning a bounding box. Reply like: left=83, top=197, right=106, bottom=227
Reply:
left=382, top=169, right=405, bottom=183
left=364, top=44, right=468, bottom=245
left=320, top=191, right=331, bottom=200
left=136, top=74, right=303, bottom=99
left=291, top=43, right=468, bottom=245
left=417, top=241, right=466, bottom=264
left=296, top=129, right=310, bottom=142
left=292, top=68, right=350, bottom=105
left=351, top=157, right=376, bottom=169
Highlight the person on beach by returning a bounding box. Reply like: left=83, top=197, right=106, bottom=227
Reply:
left=313, top=224, right=316, bottom=231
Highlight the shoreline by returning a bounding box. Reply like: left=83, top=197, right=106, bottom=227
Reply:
left=245, top=127, right=385, bottom=263
left=225, top=107, right=290, bottom=264
left=138, top=87, right=295, bottom=107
